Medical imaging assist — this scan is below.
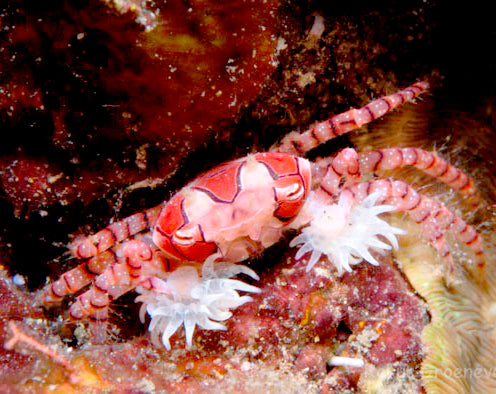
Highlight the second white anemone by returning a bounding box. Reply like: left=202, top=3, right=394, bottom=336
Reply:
left=290, top=191, right=405, bottom=275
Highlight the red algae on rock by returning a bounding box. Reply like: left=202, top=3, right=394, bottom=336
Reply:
left=0, top=0, right=279, bottom=216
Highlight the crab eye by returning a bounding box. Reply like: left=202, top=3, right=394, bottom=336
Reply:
left=275, top=182, right=305, bottom=203
left=280, top=183, right=305, bottom=201
left=273, top=179, right=307, bottom=222
left=173, top=227, right=197, bottom=246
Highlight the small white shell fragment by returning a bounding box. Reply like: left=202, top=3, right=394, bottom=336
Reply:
left=328, top=356, right=365, bottom=368
left=13, top=274, right=26, bottom=287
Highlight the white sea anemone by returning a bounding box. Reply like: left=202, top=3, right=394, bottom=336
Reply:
left=290, top=191, right=405, bottom=275
left=135, top=256, right=260, bottom=350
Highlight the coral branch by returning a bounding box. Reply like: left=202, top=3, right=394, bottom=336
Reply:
left=4, top=321, right=79, bottom=384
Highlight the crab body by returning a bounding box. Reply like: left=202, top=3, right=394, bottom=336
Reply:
left=42, top=81, right=486, bottom=349
left=153, top=153, right=311, bottom=264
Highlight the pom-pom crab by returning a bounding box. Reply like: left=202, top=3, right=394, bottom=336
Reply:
left=43, top=82, right=485, bottom=349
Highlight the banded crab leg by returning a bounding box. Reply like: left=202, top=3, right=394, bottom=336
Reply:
left=347, top=180, right=485, bottom=281
left=43, top=249, right=119, bottom=306
left=314, top=147, right=478, bottom=202
left=43, top=232, right=159, bottom=305
left=274, top=82, right=429, bottom=155
left=43, top=233, right=176, bottom=318
left=309, top=147, right=484, bottom=279
left=359, top=147, right=479, bottom=203
left=70, top=204, right=163, bottom=260
left=68, top=239, right=178, bottom=321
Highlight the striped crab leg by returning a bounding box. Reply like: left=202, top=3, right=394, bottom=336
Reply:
left=67, top=239, right=178, bottom=321
left=347, top=180, right=485, bottom=281
left=359, top=147, right=478, bottom=200
left=43, top=249, right=118, bottom=305
left=311, top=148, right=484, bottom=279
left=274, top=82, right=429, bottom=155
left=314, top=147, right=478, bottom=201
left=43, top=233, right=173, bottom=307
left=70, top=204, right=162, bottom=260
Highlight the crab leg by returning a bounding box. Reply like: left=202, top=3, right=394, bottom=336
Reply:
left=314, top=147, right=478, bottom=203
left=359, top=147, right=478, bottom=199
left=44, top=233, right=150, bottom=305
left=70, top=204, right=162, bottom=259
left=68, top=240, right=175, bottom=321
left=275, top=82, right=429, bottom=155
left=314, top=149, right=484, bottom=278
left=43, top=249, right=119, bottom=305
left=347, top=180, right=485, bottom=280
left=43, top=233, right=172, bottom=306
left=69, top=240, right=179, bottom=321
left=313, top=148, right=361, bottom=203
